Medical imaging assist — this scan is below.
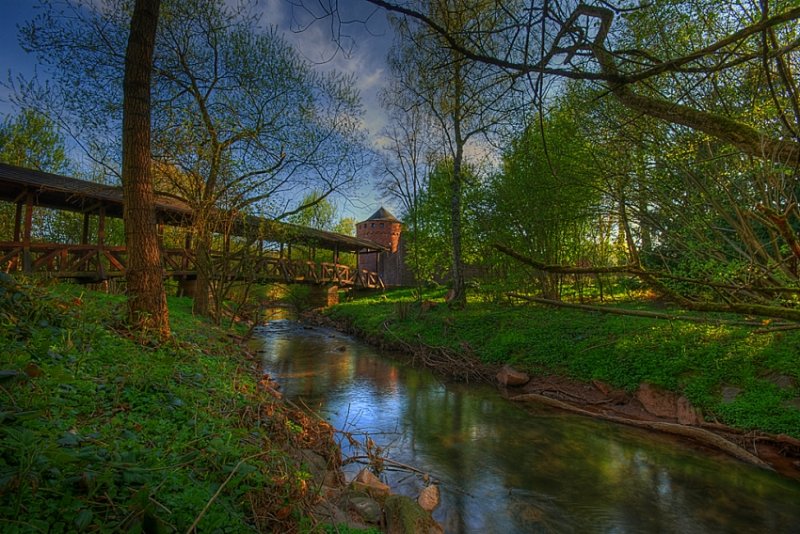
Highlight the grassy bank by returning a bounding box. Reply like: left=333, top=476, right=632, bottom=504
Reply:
left=0, top=278, right=339, bottom=533
left=327, top=288, right=800, bottom=439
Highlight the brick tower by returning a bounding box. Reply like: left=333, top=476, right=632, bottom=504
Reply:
left=357, top=207, right=405, bottom=285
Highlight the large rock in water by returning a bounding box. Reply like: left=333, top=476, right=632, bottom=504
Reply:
left=384, top=495, right=443, bottom=534
left=496, top=365, right=530, bottom=387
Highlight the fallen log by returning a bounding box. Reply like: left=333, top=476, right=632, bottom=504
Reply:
left=510, top=392, right=772, bottom=470
left=506, top=293, right=792, bottom=328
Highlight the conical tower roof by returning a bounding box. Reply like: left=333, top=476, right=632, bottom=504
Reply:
left=364, top=206, right=399, bottom=223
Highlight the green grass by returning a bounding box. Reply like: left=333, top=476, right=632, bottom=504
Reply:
left=0, top=278, right=338, bottom=533
left=329, top=288, right=800, bottom=438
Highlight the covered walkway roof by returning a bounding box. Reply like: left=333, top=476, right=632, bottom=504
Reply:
left=0, top=162, right=387, bottom=253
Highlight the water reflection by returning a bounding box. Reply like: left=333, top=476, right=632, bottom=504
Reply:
left=258, top=320, right=800, bottom=533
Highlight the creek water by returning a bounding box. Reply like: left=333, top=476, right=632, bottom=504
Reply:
left=256, top=318, right=800, bottom=533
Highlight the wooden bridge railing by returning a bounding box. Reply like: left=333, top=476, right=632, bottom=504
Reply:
left=0, top=242, right=384, bottom=289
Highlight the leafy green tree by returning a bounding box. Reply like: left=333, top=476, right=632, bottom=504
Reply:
left=333, top=216, right=355, bottom=237
left=0, top=109, right=67, bottom=172
left=0, top=109, right=73, bottom=243
left=489, top=105, right=603, bottom=298
left=17, top=0, right=367, bottom=319
left=408, top=159, right=485, bottom=284
left=288, top=191, right=337, bottom=231
left=386, top=0, right=511, bottom=307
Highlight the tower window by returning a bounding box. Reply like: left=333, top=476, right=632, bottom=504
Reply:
left=371, top=223, right=375, bottom=228
left=380, top=223, right=384, bottom=228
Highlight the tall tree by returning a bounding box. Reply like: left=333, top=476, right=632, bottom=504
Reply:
left=122, top=0, right=169, bottom=337
left=149, top=1, right=365, bottom=316
left=378, top=101, right=434, bottom=287
left=490, top=104, right=603, bottom=299
left=17, top=0, right=368, bottom=319
left=408, top=158, right=485, bottom=283
left=387, top=1, right=510, bottom=307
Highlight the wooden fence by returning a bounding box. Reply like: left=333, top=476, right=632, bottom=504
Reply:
left=0, top=242, right=384, bottom=289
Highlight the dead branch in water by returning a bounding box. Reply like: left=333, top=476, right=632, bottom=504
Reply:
left=510, top=393, right=772, bottom=470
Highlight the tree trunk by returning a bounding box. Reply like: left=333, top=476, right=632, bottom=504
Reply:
left=448, top=55, right=467, bottom=309
left=449, top=142, right=466, bottom=308
left=616, top=179, right=641, bottom=268
left=122, top=0, right=169, bottom=338
left=192, top=228, right=213, bottom=317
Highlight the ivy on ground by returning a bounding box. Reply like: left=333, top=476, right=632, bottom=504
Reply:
left=0, top=277, right=335, bottom=533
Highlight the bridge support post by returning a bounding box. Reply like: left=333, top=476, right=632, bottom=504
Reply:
left=177, top=278, right=197, bottom=298
left=307, top=284, right=339, bottom=308
left=22, top=192, right=33, bottom=273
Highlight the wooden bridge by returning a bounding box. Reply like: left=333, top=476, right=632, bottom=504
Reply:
left=0, top=163, right=386, bottom=289
left=0, top=243, right=383, bottom=288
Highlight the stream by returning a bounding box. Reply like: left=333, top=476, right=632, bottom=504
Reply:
left=257, top=318, right=800, bottom=533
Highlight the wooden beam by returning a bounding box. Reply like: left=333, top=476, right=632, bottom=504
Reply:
left=22, top=192, right=33, bottom=272
left=13, top=199, right=23, bottom=242
left=82, top=201, right=104, bottom=214
left=81, top=213, right=90, bottom=244
left=97, top=207, right=106, bottom=247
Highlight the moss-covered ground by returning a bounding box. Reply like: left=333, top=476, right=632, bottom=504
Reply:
left=327, top=288, right=800, bottom=438
left=0, top=277, right=363, bottom=533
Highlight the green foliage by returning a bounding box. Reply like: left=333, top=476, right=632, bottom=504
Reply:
left=329, top=288, right=800, bottom=437
left=284, top=284, right=313, bottom=313
left=487, top=100, right=608, bottom=298
left=405, top=159, right=486, bottom=282
left=0, top=109, right=67, bottom=172
left=289, top=191, right=338, bottom=231
left=0, top=280, right=320, bottom=531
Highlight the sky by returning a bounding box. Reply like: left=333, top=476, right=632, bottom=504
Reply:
left=0, top=0, right=399, bottom=223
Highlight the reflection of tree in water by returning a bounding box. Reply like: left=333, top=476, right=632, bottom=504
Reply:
left=259, top=324, right=800, bottom=533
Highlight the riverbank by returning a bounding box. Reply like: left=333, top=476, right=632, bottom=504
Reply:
left=0, top=277, right=357, bottom=533
left=319, top=287, right=800, bottom=479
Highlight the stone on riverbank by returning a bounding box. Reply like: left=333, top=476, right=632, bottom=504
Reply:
left=346, top=495, right=383, bottom=524
left=635, top=383, right=702, bottom=424
left=351, top=468, right=391, bottom=497
left=418, top=484, right=440, bottom=512
left=497, top=365, right=530, bottom=387
left=385, top=495, right=443, bottom=534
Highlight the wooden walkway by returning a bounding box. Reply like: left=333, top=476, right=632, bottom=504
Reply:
left=0, top=242, right=384, bottom=288
left=0, top=163, right=389, bottom=289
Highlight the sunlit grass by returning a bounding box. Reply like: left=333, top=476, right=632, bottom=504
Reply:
left=0, top=279, right=327, bottom=532
left=328, top=287, right=800, bottom=437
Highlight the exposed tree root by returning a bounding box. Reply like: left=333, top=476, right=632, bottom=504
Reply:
left=510, top=392, right=773, bottom=470
left=305, top=311, right=800, bottom=478
left=381, top=320, right=497, bottom=383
